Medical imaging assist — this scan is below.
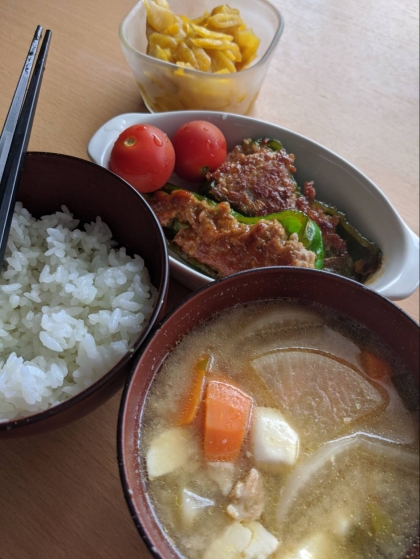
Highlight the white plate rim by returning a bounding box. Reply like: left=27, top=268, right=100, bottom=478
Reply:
left=87, top=110, right=419, bottom=300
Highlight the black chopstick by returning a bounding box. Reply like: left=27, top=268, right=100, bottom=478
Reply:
left=0, top=27, right=52, bottom=270
left=0, top=26, right=42, bottom=186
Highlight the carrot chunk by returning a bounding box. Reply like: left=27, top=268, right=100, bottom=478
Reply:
left=361, top=351, right=392, bottom=380
left=204, top=380, right=253, bottom=462
left=176, top=354, right=211, bottom=426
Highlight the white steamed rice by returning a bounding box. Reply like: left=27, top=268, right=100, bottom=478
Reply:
left=0, top=203, right=157, bottom=421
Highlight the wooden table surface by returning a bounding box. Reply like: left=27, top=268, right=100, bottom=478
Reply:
left=0, top=0, right=418, bottom=557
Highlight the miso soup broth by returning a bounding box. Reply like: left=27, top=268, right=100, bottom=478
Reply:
left=139, top=301, right=419, bottom=559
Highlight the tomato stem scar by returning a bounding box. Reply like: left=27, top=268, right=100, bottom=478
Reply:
left=124, top=136, right=137, bottom=147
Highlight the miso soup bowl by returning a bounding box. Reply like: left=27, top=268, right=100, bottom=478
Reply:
left=118, top=267, right=419, bottom=559
left=0, top=153, right=169, bottom=438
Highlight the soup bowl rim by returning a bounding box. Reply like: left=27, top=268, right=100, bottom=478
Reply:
left=118, top=266, right=419, bottom=559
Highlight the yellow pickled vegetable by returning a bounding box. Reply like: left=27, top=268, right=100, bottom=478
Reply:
left=144, top=0, right=260, bottom=74
left=190, top=24, right=233, bottom=42
left=234, top=28, right=261, bottom=69
left=206, top=13, right=243, bottom=30
left=209, top=50, right=236, bottom=74
left=192, top=46, right=212, bottom=72
left=144, top=0, right=178, bottom=33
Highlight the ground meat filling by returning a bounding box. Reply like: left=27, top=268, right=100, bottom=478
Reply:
left=208, top=139, right=300, bottom=215
left=149, top=190, right=315, bottom=277
left=208, top=139, right=357, bottom=277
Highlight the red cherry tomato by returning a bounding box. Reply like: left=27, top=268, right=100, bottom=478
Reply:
left=109, top=124, right=175, bottom=193
left=171, top=121, right=227, bottom=182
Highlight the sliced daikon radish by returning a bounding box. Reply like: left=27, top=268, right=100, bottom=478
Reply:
left=350, top=375, right=418, bottom=444
left=330, top=505, right=362, bottom=538
left=203, top=521, right=252, bottom=559
left=207, top=461, right=236, bottom=496
left=242, top=521, right=279, bottom=559
left=251, top=350, right=384, bottom=446
left=239, top=306, right=323, bottom=340
left=180, top=489, right=214, bottom=527
left=251, top=325, right=362, bottom=370
left=252, top=407, right=299, bottom=471
left=276, top=434, right=419, bottom=554
left=146, top=426, right=190, bottom=479
left=277, top=436, right=365, bottom=524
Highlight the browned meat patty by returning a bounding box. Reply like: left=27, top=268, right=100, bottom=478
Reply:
left=208, top=138, right=300, bottom=215
left=148, top=189, right=315, bottom=277
left=208, top=139, right=357, bottom=277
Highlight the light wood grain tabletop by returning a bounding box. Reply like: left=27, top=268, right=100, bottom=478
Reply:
left=0, top=0, right=418, bottom=558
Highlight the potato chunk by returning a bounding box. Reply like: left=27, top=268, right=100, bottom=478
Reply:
left=146, top=426, right=189, bottom=479
left=203, top=521, right=252, bottom=559
left=203, top=521, right=279, bottom=559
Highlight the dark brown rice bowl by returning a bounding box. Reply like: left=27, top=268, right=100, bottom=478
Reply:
left=0, top=153, right=169, bottom=437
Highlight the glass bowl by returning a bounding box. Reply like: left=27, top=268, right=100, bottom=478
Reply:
left=119, top=0, right=284, bottom=114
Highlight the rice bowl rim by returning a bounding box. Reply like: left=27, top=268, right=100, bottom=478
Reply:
left=0, top=152, right=170, bottom=433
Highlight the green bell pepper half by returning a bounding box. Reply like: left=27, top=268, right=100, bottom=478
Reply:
left=311, top=200, right=381, bottom=276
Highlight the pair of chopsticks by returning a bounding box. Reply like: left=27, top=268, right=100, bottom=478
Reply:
left=0, top=25, right=52, bottom=270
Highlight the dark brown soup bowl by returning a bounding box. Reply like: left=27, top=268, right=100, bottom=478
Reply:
left=118, top=267, right=419, bottom=559
left=0, top=152, right=169, bottom=438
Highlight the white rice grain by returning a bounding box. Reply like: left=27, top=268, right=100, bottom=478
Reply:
left=0, top=203, right=157, bottom=421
